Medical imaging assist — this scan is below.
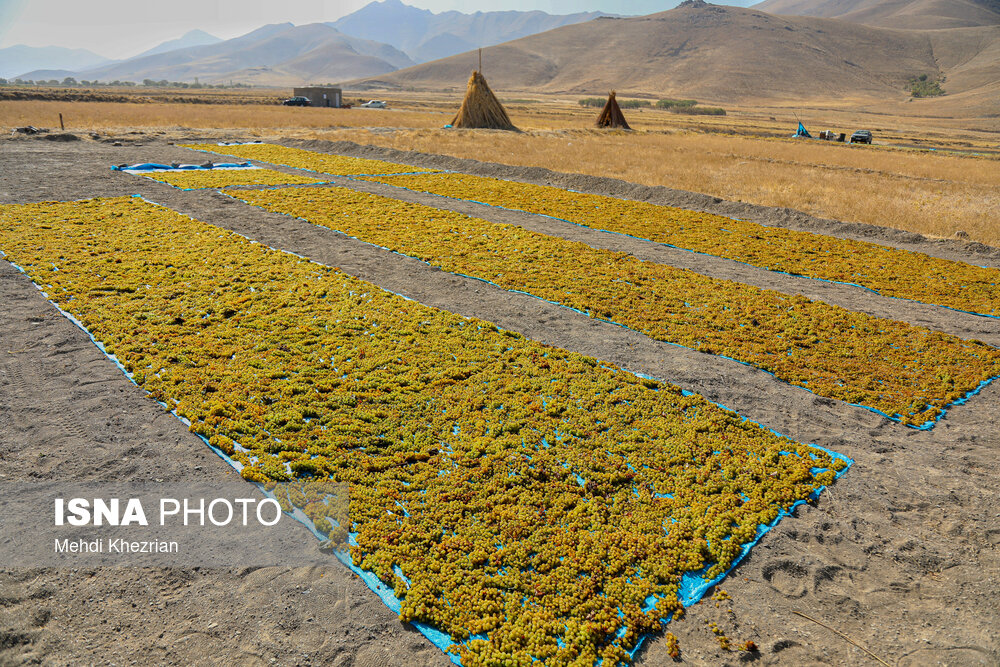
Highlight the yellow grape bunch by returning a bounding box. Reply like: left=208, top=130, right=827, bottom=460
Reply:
left=183, top=142, right=439, bottom=176
left=232, top=185, right=1000, bottom=428
left=0, top=196, right=849, bottom=666
left=135, top=167, right=324, bottom=190
left=365, top=171, right=1000, bottom=318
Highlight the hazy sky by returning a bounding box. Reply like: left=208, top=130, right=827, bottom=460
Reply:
left=0, top=0, right=724, bottom=59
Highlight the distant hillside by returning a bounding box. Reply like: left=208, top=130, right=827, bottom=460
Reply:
left=133, top=29, right=221, bottom=60
left=12, top=69, right=77, bottom=81
left=753, top=0, right=1000, bottom=28
left=351, top=2, right=1000, bottom=106
left=67, top=23, right=413, bottom=85
left=1, top=45, right=111, bottom=79
left=330, top=0, right=609, bottom=63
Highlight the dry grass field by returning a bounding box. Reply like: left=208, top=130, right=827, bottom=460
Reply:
left=2, top=87, right=997, bottom=245
left=322, top=127, right=1000, bottom=245
left=0, top=99, right=449, bottom=131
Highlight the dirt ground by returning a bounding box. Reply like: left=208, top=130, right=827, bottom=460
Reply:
left=1, top=133, right=998, bottom=667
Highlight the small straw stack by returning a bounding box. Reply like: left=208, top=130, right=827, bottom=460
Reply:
left=595, top=91, right=631, bottom=130
left=450, top=70, right=517, bottom=131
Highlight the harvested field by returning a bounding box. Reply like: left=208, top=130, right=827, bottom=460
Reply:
left=1, top=136, right=998, bottom=667
left=0, top=99, right=450, bottom=131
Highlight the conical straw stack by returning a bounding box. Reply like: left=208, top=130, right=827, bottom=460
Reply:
left=595, top=91, right=631, bottom=130
left=450, top=70, right=517, bottom=131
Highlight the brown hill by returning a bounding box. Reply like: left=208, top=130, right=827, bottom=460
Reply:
left=753, top=0, right=999, bottom=29
left=351, top=2, right=1000, bottom=106
left=929, top=24, right=1000, bottom=92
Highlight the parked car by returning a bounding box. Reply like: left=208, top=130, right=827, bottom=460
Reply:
left=850, top=130, right=873, bottom=144
left=282, top=96, right=311, bottom=107
left=360, top=100, right=387, bottom=109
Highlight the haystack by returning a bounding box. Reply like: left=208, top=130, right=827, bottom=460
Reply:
left=450, top=70, right=517, bottom=131
left=595, top=91, right=631, bottom=130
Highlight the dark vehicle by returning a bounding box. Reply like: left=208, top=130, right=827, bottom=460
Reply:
left=282, top=96, right=311, bottom=107
left=850, top=130, right=873, bottom=144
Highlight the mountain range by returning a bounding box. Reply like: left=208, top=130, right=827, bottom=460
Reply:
left=329, top=0, right=609, bottom=63
left=351, top=0, right=999, bottom=111
left=2, top=30, right=222, bottom=81
left=0, top=45, right=111, bottom=79
left=8, top=1, right=611, bottom=84
left=132, top=29, right=222, bottom=60
left=33, top=23, right=416, bottom=86
left=4, top=0, right=998, bottom=111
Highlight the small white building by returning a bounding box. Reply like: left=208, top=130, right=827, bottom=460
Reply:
left=293, top=87, right=343, bottom=108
